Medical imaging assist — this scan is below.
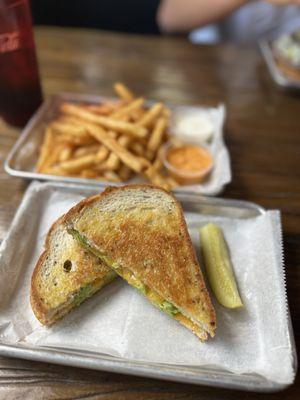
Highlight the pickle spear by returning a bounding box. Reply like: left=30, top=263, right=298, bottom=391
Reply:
left=200, top=223, right=243, bottom=309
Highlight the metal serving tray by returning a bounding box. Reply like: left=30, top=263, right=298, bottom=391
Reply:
left=0, top=181, right=296, bottom=392
left=4, top=93, right=230, bottom=196
left=260, top=40, right=300, bottom=90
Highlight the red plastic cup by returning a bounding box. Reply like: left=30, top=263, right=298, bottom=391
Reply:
left=0, top=0, right=43, bottom=127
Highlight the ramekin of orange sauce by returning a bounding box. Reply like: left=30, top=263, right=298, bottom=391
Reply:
left=163, top=143, right=213, bottom=185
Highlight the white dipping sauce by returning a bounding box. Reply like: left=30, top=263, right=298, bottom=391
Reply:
left=172, top=111, right=214, bottom=144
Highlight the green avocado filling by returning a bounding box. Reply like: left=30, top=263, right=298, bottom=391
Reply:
left=72, top=273, right=116, bottom=308
left=69, top=228, right=89, bottom=247
left=73, top=284, right=93, bottom=305
left=69, top=228, right=115, bottom=267
left=103, top=270, right=118, bottom=283
left=160, top=301, right=179, bottom=316
left=133, top=281, right=148, bottom=295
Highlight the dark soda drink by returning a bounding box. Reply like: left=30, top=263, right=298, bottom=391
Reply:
left=0, top=0, right=43, bottom=127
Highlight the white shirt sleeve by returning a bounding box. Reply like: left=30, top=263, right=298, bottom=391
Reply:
left=222, top=1, right=300, bottom=44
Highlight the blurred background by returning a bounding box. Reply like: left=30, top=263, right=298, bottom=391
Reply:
left=30, top=0, right=300, bottom=45
left=2, top=0, right=300, bottom=127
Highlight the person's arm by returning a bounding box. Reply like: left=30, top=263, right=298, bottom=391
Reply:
left=267, top=0, right=300, bottom=4
left=157, top=0, right=248, bottom=33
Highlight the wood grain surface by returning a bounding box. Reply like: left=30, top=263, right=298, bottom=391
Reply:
left=0, top=27, right=299, bottom=399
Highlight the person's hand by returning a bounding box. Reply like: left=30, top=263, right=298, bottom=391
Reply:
left=267, top=0, right=300, bottom=5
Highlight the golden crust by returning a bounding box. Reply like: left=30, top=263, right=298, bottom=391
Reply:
left=30, top=250, right=49, bottom=325
left=64, top=184, right=216, bottom=337
left=31, top=216, right=66, bottom=324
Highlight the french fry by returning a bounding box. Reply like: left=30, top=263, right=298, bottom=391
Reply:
left=130, top=142, right=144, bottom=156
left=58, top=146, right=73, bottom=162
left=111, top=97, right=144, bottom=119
left=118, top=135, right=131, bottom=147
left=152, top=145, right=167, bottom=173
left=144, top=166, right=171, bottom=190
left=143, top=165, right=159, bottom=182
left=101, top=134, right=131, bottom=171
left=103, top=170, right=122, bottom=182
left=56, top=154, right=95, bottom=173
left=40, top=142, right=67, bottom=172
left=83, top=102, right=120, bottom=115
left=145, top=149, right=154, bottom=161
left=162, top=107, right=171, bottom=118
left=109, top=131, right=118, bottom=139
left=103, top=152, right=120, bottom=171
left=118, top=115, right=130, bottom=122
left=73, top=144, right=100, bottom=158
left=118, top=164, right=133, bottom=181
left=96, top=146, right=109, bottom=162
left=165, top=176, right=179, bottom=189
left=147, top=117, right=168, bottom=153
left=80, top=169, right=100, bottom=179
left=50, top=121, right=90, bottom=140
left=94, top=177, right=110, bottom=182
left=130, top=107, right=146, bottom=122
left=80, top=121, right=147, bottom=173
left=137, top=103, right=163, bottom=128
left=42, top=166, right=72, bottom=176
left=138, top=156, right=151, bottom=170
left=57, top=115, right=91, bottom=128
left=59, top=134, right=95, bottom=146
left=61, top=103, right=147, bottom=139
left=52, top=122, right=95, bottom=145
left=36, top=127, right=53, bottom=172
left=114, top=82, right=134, bottom=101
left=152, top=159, right=163, bottom=172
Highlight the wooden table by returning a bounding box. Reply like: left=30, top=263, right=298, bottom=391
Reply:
left=0, top=27, right=299, bottom=399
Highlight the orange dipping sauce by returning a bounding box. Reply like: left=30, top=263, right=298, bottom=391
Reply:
left=165, top=145, right=213, bottom=185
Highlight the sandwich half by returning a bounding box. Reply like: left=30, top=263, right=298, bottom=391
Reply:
left=30, top=216, right=117, bottom=325
left=65, top=185, right=216, bottom=340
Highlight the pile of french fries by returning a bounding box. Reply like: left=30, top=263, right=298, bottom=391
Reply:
left=36, top=83, right=179, bottom=190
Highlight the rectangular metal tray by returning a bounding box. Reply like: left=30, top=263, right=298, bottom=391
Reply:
left=260, top=40, right=300, bottom=90
left=4, top=93, right=230, bottom=196
left=0, top=181, right=296, bottom=392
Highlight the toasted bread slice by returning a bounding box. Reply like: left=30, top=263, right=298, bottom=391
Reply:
left=65, top=185, right=216, bottom=340
left=30, top=216, right=117, bottom=325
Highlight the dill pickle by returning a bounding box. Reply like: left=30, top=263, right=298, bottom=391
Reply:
left=200, top=223, right=243, bottom=309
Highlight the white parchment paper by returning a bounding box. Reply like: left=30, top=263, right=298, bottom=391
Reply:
left=0, top=182, right=294, bottom=384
